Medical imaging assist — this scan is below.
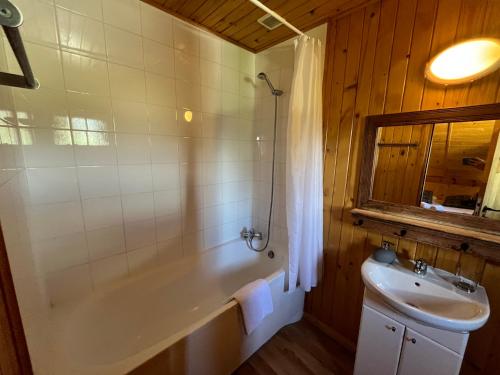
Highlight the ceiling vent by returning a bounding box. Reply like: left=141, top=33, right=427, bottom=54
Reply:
left=257, top=14, right=282, bottom=30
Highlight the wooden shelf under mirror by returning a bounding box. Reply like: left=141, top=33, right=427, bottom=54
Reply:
left=356, top=103, right=500, bottom=261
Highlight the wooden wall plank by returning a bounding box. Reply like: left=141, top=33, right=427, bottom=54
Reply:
left=442, top=0, right=488, bottom=108
left=420, top=0, right=462, bottom=110
left=318, top=15, right=351, bottom=323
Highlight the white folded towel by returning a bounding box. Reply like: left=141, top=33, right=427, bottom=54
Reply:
left=233, top=279, right=273, bottom=335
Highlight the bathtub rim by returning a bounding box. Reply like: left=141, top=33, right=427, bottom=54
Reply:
left=49, top=240, right=287, bottom=375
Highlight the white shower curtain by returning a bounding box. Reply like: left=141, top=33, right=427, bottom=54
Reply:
left=286, top=35, right=324, bottom=292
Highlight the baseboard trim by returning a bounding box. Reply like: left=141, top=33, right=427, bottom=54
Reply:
left=303, top=313, right=357, bottom=353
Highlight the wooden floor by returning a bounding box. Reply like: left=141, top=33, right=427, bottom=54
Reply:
left=233, top=319, right=355, bottom=375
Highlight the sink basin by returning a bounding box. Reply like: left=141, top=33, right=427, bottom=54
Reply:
left=361, top=257, right=490, bottom=332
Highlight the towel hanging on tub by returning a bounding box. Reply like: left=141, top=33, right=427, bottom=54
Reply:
left=233, top=279, right=274, bottom=334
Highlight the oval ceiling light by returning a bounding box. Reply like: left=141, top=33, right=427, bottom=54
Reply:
left=425, top=38, right=500, bottom=85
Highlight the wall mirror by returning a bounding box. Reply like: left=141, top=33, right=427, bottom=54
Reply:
left=358, top=103, right=500, bottom=235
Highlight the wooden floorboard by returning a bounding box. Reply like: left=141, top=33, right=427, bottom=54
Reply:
left=233, top=320, right=355, bottom=375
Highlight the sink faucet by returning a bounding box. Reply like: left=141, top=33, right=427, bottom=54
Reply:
left=414, top=259, right=428, bottom=276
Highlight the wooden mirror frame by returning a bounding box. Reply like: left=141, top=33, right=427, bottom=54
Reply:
left=357, top=103, right=500, bottom=236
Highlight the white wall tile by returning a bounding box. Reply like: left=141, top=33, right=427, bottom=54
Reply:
left=57, top=8, right=106, bottom=58
left=154, top=190, right=180, bottom=217
left=179, top=137, right=203, bottom=163
left=78, top=166, right=120, bottom=199
left=222, top=66, right=239, bottom=94
left=148, top=105, right=178, bottom=135
left=181, top=186, right=204, bottom=213
left=122, top=192, right=154, bottom=223
left=240, top=49, right=255, bottom=75
left=82, top=196, right=123, bottom=230
left=201, top=59, right=222, bottom=90
left=112, top=100, right=148, bottom=133
left=62, top=52, right=109, bottom=95
left=150, top=135, right=178, bottom=163
left=124, top=218, right=156, bottom=250
left=22, top=128, right=75, bottom=168
left=200, top=32, right=221, bottom=63
left=67, top=92, right=114, bottom=132
left=102, top=0, right=141, bottom=34
left=116, top=134, right=150, bottom=164
left=108, top=63, right=146, bottom=102
left=14, top=0, right=59, bottom=46
left=152, top=163, right=179, bottom=191
left=201, top=86, right=222, bottom=115
left=74, top=132, right=117, bottom=166
left=26, top=167, right=79, bottom=204
left=33, top=232, right=88, bottom=273
left=180, top=162, right=203, bottom=187
left=175, top=80, right=201, bottom=111
left=204, top=184, right=223, bottom=207
left=173, top=20, right=199, bottom=56
left=222, top=92, right=239, bottom=117
left=144, top=39, right=174, bottom=77
left=56, top=0, right=103, bottom=20
left=140, top=2, right=173, bottom=46
left=86, top=225, right=125, bottom=260
left=91, top=253, right=128, bottom=287
left=27, top=201, right=84, bottom=240
left=221, top=42, right=240, bottom=70
left=155, top=213, right=182, bottom=242
left=13, top=87, right=68, bottom=130
left=174, top=50, right=200, bottom=83
left=118, top=165, right=153, bottom=194
left=145, top=73, right=176, bottom=107
left=182, top=208, right=204, bottom=234
left=105, top=25, right=144, bottom=68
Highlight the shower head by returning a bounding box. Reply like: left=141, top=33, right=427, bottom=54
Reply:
left=257, top=72, right=283, bottom=96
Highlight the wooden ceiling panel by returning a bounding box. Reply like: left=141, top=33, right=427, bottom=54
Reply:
left=141, top=0, right=374, bottom=52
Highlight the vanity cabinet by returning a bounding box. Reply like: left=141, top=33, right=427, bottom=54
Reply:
left=354, top=305, right=405, bottom=375
left=397, top=328, right=462, bottom=375
left=354, top=290, right=468, bottom=375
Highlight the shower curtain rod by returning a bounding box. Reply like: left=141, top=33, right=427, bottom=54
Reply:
left=248, top=0, right=305, bottom=36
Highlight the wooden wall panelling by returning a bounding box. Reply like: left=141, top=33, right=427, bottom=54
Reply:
left=327, top=7, right=366, bottom=336
left=316, top=15, right=350, bottom=323
left=443, top=0, right=488, bottom=108
left=420, top=0, right=462, bottom=110
left=308, top=0, right=500, bottom=373
left=467, top=1, right=500, bottom=105
left=337, top=2, right=386, bottom=340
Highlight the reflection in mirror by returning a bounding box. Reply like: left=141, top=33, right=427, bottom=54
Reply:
left=372, top=119, right=500, bottom=220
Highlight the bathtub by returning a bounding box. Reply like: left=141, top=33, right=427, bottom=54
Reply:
left=49, top=240, right=305, bottom=375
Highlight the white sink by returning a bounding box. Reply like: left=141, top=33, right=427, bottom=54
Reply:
left=361, top=257, right=490, bottom=332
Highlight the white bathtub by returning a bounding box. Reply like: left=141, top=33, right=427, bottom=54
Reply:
left=49, top=240, right=304, bottom=375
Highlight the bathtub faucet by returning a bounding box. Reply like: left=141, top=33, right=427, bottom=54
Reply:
left=240, top=227, right=263, bottom=242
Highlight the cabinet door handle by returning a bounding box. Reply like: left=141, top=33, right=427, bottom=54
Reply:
left=406, top=337, right=416, bottom=344
left=385, top=325, right=396, bottom=332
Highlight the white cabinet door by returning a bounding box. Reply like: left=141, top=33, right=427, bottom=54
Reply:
left=397, top=328, right=462, bottom=375
left=354, top=305, right=405, bottom=375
